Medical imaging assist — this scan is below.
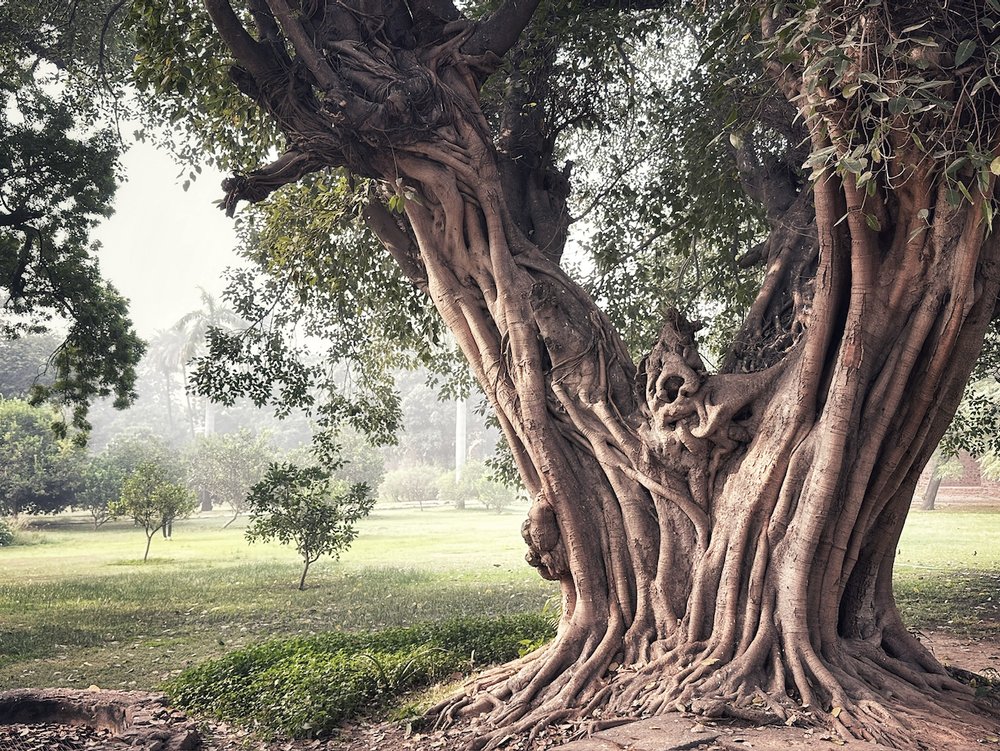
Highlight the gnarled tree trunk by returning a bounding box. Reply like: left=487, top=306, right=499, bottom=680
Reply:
left=202, top=0, right=1000, bottom=747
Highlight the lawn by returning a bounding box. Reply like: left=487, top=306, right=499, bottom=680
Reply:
left=0, top=505, right=555, bottom=690
left=896, top=508, right=1000, bottom=636
left=0, top=503, right=996, bottom=693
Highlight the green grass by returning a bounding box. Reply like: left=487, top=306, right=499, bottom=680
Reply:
left=895, top=509, right=1000, bottom=636
left=0, top=502, right=997, bottom=694
left=0, top=505, right=555, bottom=690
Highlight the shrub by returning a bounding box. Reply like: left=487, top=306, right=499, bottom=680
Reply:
left=166, top=614, right=555, bottom=737
left=0, top=519, right=14, bottom=547
left=435, top=461, right=519, bottom=513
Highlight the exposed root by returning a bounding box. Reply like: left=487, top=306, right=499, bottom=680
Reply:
left=427, top=627, right=1000, bottom=751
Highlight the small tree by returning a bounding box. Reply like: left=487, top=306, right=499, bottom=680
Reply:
left=77, top=455, right=121, bottom=529
left=79, top=433, right=183, bottom=529
left=245, top=463, right=374, bottom=590
left=378, top=465, right=439, bottom=510
left=111, top=462, right=197, bottom=561
left=187, top=429, right=274, bottom=528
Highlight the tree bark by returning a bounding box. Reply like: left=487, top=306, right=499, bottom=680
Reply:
left=203, top=1, right=1000, bottom=747
left=298, top=558, right=311, bottom=591
left=921, top=456, right=943, bottom=512
left=223, top=508, right=240, bottom=528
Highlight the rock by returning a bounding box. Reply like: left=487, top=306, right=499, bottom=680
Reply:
left=0, top=688, right=201, bottom=751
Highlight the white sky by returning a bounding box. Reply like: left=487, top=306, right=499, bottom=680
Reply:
left=92, top=141, right=240, bottom=338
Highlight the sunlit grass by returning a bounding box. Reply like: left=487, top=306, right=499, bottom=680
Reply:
left=895, top=508, right=1000, bottom=636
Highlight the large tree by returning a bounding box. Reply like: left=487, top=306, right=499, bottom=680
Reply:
left=131, top=0, right=1000, bottom=748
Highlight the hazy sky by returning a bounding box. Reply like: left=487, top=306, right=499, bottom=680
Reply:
left=92, top=141, right=241, bottom=338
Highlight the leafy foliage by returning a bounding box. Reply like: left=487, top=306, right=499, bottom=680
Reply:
left=110, top=461, right=197, bottom=560
left=77, top=432, right=182, bottom=528
left=0, top=399, right=82, bottom=515
left=941, top=379, right=1000, bottom=458
left=0, top=333, right=62, bottom=399
left=0, top=1, right=144, bottom=438
left=245, top=463, right=374, bottom=589
left=0, top=519, right=14, bottom=547
left=186, top=429, right=275, bottom=524
left=569, top=30, right=767, bottom=357
left=378, top=465, right=440, bottom=509
left=435, top=461, right=521, bottom=513
left=128, top=0, right=282, bottom=170
left=166, top=614, right=555, bottom=737
left=766, top=0, right=1000, bottom=220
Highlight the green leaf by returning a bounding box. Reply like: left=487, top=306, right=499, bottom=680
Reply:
left=955, top=39, right=977, bottom=67
left=972, top=77, right=994, bottom=95
left=989, top=157, right=1000, bottom=176
left=840, top=156, right=866, bottom=174
left=946, top=156, right=969, bottom=177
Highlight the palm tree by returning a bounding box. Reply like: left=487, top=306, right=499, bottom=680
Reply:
left=146, top=328, right=187, bottom=437
left=170, top=290, right=247, bottom=511
left=171, top=288, right=246, bottom=439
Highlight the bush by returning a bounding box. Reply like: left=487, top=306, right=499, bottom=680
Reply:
left=166, top=614, right=555, bottom=737
left=378, top=465, right=440, bottom=509
left=0, top=519, right=14, bottom=547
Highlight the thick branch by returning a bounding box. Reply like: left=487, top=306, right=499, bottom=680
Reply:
left=203, top=0, right=276, bottom=80
left=220, top=149, right=324, bottom=216
left=0, top=207, right=46, bottom=227
left=264, top=0, right=339, bottom=91
left=464, top=0, right=542, bottom=58
left=363, top=199, right=429, bottom=289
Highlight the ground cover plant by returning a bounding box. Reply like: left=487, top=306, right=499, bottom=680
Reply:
left=165, top=614, right=556, bottom=737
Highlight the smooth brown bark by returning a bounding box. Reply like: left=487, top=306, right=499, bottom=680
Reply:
left=921, top=456, right=942, bottom=511
left=202, top=1, right=1000, bottom=747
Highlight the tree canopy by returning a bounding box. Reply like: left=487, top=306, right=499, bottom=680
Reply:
left=0, top=0, right=144, bottom=437
left=0, top=399, right=81, bottom=515
left=245, top=462, right=373, bottom=590
left=111, top=460, right=197, bottom=560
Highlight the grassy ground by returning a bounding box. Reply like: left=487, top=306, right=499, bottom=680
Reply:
left=896, top=508, right=1000, bottom=636
left=0, top=504, right=555, bottom=690
left=0, top=503, right=996, bottom=693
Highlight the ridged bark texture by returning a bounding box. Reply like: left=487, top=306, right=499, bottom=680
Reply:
left=204, top=1, right=1000, bottom=746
